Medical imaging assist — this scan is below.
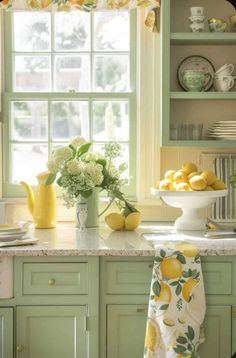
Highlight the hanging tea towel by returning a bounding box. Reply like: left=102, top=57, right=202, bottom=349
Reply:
left=144, top=242, right=206, bottom=358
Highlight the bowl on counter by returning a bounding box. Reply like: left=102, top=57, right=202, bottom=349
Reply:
left=151, top=188, right=228, bottom=231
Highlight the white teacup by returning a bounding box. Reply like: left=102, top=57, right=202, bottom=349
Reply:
left=215, top=64, right=234, bottom=76
left=190, top=7, right=204, bottom=16
left=214, top=76, right=235, bottom=92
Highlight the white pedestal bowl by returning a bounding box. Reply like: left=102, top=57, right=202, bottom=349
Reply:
left=151, top=188, right=228, bottom=231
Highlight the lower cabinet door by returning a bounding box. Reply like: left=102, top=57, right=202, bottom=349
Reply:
left=107, top=304, right=232, bottom=358
left=107, top=304, right=147, bottom=358
left=198, top=305, right=231, bottom=358
left=0, top=307, right=13, bottom=358
left=16, top=306, right=87, bottom=358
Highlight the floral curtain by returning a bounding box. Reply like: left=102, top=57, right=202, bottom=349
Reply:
left=0, top=0, right=161, bottom=31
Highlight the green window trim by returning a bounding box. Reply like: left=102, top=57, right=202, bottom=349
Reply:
left=2, top=10, right=137, bottom=198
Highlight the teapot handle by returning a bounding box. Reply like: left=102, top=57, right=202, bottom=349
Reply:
left=204, top=73, right=212, bottom=90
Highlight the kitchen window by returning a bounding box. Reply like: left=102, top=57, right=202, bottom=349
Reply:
left=2, top=10, right=137, bottom=197
left=1, top=9, right=160, bottom=208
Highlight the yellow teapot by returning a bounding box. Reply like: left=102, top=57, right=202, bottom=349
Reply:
left=20, top=172, right=57, bottom=229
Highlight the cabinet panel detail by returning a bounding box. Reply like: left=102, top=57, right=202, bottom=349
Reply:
left=23, top=262, right=88, bottom=295
left=105, top=261, right=152, bottom=294
left=202, top=262, right=232, bottom=295
left=199, top=305, right=231, bottom=358
left=0, top=307, right=13, bottom=358
left=16, top=306, right=87, bottom=358
left=107, top=305, right=147, bottom=358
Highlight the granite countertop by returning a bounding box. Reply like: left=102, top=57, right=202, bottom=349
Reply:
left=0, top=222, right=236, bottom=256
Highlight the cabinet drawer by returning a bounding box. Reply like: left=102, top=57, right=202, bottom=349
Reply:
left=105, top=261, right=153, bottom=294
left=105, top=260, right=232, bottom=296
left=202, top=262, right=232, bottom=295
left=23, top=263, right=88, bottom=295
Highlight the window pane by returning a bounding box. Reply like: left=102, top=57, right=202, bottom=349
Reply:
left=11, top=101, right=48, bottom=140
left=55, top=55, right=90, bottom=92
left=13, top=12, right=51, bottom=52
left=12, top=144, right=48, bottom=184
left=94, top=55, right=129, bottom=92
left=14, top=55, right=51, bottom=92
left=94, top=12, right=129, bottom=51
left=52, top=101, right=89, bottom=140
left=93, top=101, right=129, bottom=141
left=55, top=12, right=90, bottom=51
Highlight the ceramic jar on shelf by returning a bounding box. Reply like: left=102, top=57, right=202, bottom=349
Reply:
left=189, top=7, right=205, bottom=32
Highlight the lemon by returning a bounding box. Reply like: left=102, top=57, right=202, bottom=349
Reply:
left=187, top=171, right=201, bottom=180
left=178, top=355, right=191, bottom=358
left=173, top=171, right=188, bottom=183
left=182, top=278, right=198, bottom=302
left=200, top=170, right=217, bottom=186
left=125, top=212, right=141, bottom=231
left=27, top=0, right=39, bottom=8
left=205, top=186, right=214, bottom=191
left=189, top=175, right=207, bottom=191
left=159, top=179, right=172, bottom=190
left=105, top=213, right=125, bottom=231
left=160, top=257, right=182, bottom=279
left=175, top=182, right=190, bottom=191
left=39, top=0, right=52, bottom=8
left=164, top=170, right=176, bottom=181
left=154, top=282, right=172, bottom=303
left=212, top=180, right=226, bottom=190
left=145, top=319, right=161, bottom=351
left=175, top=243, right=199, bottom=257
left=181, top=163, right=198, bottom=175
left=163, top=318, right=175, bottom=327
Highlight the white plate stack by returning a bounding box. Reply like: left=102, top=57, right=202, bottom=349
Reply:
left=207, top=121, right=236, bottom=140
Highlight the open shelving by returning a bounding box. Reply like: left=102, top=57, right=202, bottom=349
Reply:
left=161, top=0, right=236, bottom=147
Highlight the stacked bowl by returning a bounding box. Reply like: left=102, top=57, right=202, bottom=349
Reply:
left=189, top=7, right=205, bottom=32
left=214, top=64, right=236, bottom=92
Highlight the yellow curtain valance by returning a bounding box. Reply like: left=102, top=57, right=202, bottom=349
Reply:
left=0, top=0, right=161, bottom=31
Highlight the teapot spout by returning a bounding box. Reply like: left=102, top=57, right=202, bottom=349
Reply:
left=20, top=181, right=35, bottom=218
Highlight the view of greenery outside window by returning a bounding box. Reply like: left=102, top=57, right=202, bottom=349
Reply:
left=3, top=10, right=137, bottom=197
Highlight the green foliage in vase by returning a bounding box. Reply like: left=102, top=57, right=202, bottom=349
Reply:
left=46, top=136, right=138, bottom=215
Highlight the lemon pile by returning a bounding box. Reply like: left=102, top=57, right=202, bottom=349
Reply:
left=105, top=212, right=141, bottom=231
left=157, top=162, right=226, bottom=191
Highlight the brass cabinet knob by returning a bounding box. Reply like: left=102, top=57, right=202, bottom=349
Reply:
left=48, top=278, right=55, bottom=286
left=148, top=263, right=153, bottom=269
left=16, top=345, right=24, bottom=352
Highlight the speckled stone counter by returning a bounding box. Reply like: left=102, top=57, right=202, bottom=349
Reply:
left=0, top=223, right=236, bottom=256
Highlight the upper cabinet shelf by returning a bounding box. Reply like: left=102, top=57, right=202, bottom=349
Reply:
left=171, top=33, right=236, bottom=45
left=170, top=92, right=236, bottom=99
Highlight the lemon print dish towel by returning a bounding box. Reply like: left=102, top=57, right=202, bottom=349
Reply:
left=144, top=242, right=206, bottom=358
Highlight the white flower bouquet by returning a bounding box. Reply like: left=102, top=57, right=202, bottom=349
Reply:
left=46, top=136, right=138, bottom=218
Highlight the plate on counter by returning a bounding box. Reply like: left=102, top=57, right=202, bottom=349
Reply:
left=0, top=223, right=29, bottom=234
left=0, top=231, right=28, bottom=242
left=177, top=55, right=215, bottom=92
left=0, top=236, right=38, bottom=247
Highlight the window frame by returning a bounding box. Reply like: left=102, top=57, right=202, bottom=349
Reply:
left=2, top=9, right=137, bottom=198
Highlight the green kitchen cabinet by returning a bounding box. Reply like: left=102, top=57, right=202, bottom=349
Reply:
left=0, top=256, right=235, bottom=358
left=16, top=306, right=87, bottom=358
left=199, top=305, right=232, bottom=358
left=0, top=307, right=13, bottom=358
left=101, top=257, right=235, bottom=358
left=106, top=305, right=147, bottom=358
left=105, top=304, right=232, bottom=358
